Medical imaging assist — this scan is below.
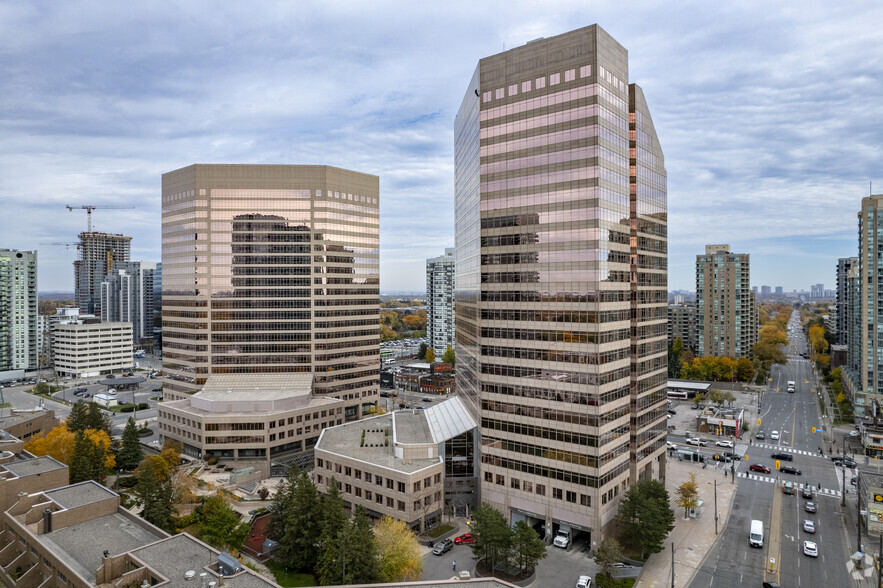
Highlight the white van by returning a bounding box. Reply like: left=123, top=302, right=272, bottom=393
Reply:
left=787, top=380, right=796, bottom=392
left=749, top=519, right=763, bottom=548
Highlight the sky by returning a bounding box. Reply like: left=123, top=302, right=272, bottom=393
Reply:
left=2, top=1, right=882, bottom=293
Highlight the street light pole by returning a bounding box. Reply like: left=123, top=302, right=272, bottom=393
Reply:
left=671, top=542, right=675, bottom=588
left=714, top=480, right=719, bottom=535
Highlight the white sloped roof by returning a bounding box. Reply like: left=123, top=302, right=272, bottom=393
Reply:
left=424, top=396, right=477, bottom=444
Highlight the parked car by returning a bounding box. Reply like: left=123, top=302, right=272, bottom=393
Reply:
left=576, top=576, right=592, bottom=588
left=454, top=533, right=475, bottom=545
left=805, top=501, right=816, bottom=513
left=749, top=464, right=771, bottom=473
left=715, top=440, right=734, bottom=448
left=432, top=538, right=454, bottom=555
left=780, top=465, right=802, bottom=475
left=107, top=389, right=118, bottom=396
left=803, top=520, right=815, bottom=534
left=770, top=452, right=793, bottom=461
left=802, top=488, right=813, bottom=499
left=685, top=438, right=707, bottom=447
left=803, top=540, right=818, bottom=557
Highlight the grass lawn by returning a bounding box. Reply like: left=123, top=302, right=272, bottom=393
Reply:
left=263, top=560, right=316, bottom=587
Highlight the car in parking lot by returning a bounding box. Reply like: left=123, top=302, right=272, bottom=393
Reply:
left=749, top=464, right=771, bottom=473
left=803, top=540, right=818, bottom=557
left=850, top=430, right=861, bottom=438
left=454, top=533, right=475, bottom=545
left=576, top=576, right=592, bottom=588
left=803, top=520, right=815, bottom=534
left=780, top=465, right=802, bottom=475
left=715, top=440, right=734, bottom=448
left=802, top=488, right=813, bottom=499
left=770, top=431, right=780, bottom=440
left=805, top=501, right=816, bottom=513
left=432, top=538, right=453, bottom=555
left=685, top=438, right=707, bottom=446
left=770, top=452, right=793, bottom=461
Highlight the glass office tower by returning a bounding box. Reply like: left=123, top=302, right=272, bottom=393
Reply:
left=160, top=165, right=380, bottom=423
left=454, top=25, right=667, bottom=542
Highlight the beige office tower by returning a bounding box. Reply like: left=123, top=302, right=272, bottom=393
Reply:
left=454, top=25, right=668, bottom=541
left=160, top=165, right=380, bottom=421
left=696, top=245, right=757, bottom=358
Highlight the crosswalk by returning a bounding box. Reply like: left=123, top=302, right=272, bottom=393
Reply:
left=737, top=471, right=842, bottom=497
left=751, top=442, right=828, bottom=457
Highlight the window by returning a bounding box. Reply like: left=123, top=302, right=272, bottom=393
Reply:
left=317, top=458, right=324, bottom=468
left=425, top=476, right=432, bottom=488
left=387, top=497, right=394, bottom=508
left=397, top=500, right=405, bottom=512
left=387, top=479, right=394, bottom=489
left=523, top=481, right=532, bottom=493
left=536, top=484, right=545, bottom=496
left=355, top=487, right=362, bottom=498
left=365, top=472, right=372, bottom=483
left=550, top=73, right=560, bottom=85
left=434, top=473, right=441, bottom=484
left=355, top=469, right=361, bottom=480
left=317, top=474, right=323, bottom=484
left=414, top=481, right=421, bottom=492
left=510, top=478, right=520, bottom=490
left=345, top=484, right=352, bottom=494
left=376, top=476, right=383, bottom=486
left=496, top=474, right=505, bottom=485
left=345, top=467, right=351, bottom=477
left=366, top=490, right=372, bottom=501
left=484, top=471, right=493, bottom=482
left=553, top=488, right=563, bottom=500
left=566, top=490, right=576, bottom=503
left=580, top=494, right=591, bottom=507
left=398, top=481, right=405, bottom=493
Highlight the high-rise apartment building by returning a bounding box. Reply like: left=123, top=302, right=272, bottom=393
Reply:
left=74, top=232, right=131, bottom=316
left=836, top=257, right=858, bottom=346
left=454, top=25, right=668, bottom=541
left=696, top=245, right=757, bottom=358
left=426, top=248, right=455, bottom=354
left=775, top=286, right=783, bottom=295
left=668, top=302, right=697, bottom=352
left=0, top=250, right=38, bottom=376
left=760, top=285, right=771, bottom=297
left=842, top=196, right=883, bottom=419
left=101, top=261, right=161, bottom=345
left=159, top=165, right=380, bottom=426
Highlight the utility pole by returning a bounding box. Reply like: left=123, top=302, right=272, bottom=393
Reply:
left=843, top=465, right=847, bottom=507
left=878, top=532, right=881, bottom=588
left=671, top=542, right=675, bottom=588
left=714, top=480, right=719, bottom=535
left=858, top=477, right=863, bottom=560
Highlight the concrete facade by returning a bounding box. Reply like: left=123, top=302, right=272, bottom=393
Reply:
left=0, top=250, right=38, bottom=375
left=426, top=248, right=455, bottom=355
left=158, top=373, right=345, bottom=475
left=0, top=409, right=59, bottom=443
left=454, top=25, right=668, bottom=543
left=696, top=244, right=758, bottom=358
left=74, top=233, right=131, bottom=317
left=668, top=302, right=698, bottom=352
left=52, top=320, right=133, bottom=378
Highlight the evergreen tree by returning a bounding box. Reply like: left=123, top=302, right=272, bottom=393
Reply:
left=417, top=342, right=428, bottom=360
left=86, top=403, right=113, bottom=436
left=470, top=503, right=511, bottom=572
left=616, top=479, right=674, bottom=558
left=277, top=470, right=321, bottom=572
left=267, top=468, right=297, bottom=541
left=510, top=520, right=546, bottom=574
left=135, top=456, right=176, bottom=533
left=199, top=493, right=249, bottom=551
left=317, top=479, right=348, bottom=585
left=69, top=431, right=94, bottom=483
left=66, top=401, right=90, bottom=433
left=594, top=537, right=624, bottom=577
left=118, top=417, right=144, bottom=470
left=343, top=507, right=380, bottom=584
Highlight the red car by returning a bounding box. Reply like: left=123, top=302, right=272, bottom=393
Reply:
left=749, top=464, right=771, bottom=473
left=454, top=533, right=475, bottom=545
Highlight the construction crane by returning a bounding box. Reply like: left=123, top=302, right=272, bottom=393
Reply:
left=39, top=242, right=79, bottom=250
left=66, top=205, right=135, bottom=232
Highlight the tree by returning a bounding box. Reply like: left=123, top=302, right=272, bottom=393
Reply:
left=275, top=470, right=322, bottom=572
left=722, top=390, right=737, bottom=407
left=135, top=455, right=176, bottom=533
left=417, top=342, right=428, bottom=360
left=676, top=473, right=699, bottom=519
left=616, top=480, right=675, bottom=558
left=510, top=520, right=547, bottom=574
left=118, top=417, right=144, bottom=470
left=594, top=537, right=624, bottom=577
left=375, top=516, right=423, bottom=582
left=708, top=389, right=724, bottom=407
left=24, top=425, right=75, bottom=465
left=320, top=506, right=380, bottom=585
left=668, top=337, right=684, bottom=378
left=470, top=503, right=511, bottom=572
left=317, top=479, right=349, bottom=585
left=442, top=346, right=455, bottom=366
left=66, top=401, right=91, bottom=433
left=691, top=393, right=706, bottom=408
left=734, top=357, right=754, bottom=382
left=424, top=346, right=436, bottom=363
left=35, top=382, right=49, bottom=395
left=198, top=493, right=250, bottom=551
left=69, top=431, right=97, bottom=484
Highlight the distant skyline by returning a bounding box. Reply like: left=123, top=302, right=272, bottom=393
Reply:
left=2, top=1, right=881, bottom=292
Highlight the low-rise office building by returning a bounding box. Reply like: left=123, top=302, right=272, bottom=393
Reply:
left=158, top=373, right=345, bottom=477
left=0, top=409, right=59, bottom=443
left=314, top=397, right=478, bottom=531
left=52, top=319, right=133, bottom=378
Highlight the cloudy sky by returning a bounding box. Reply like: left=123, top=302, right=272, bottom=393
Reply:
left=2, top=1, right=882, bottom=293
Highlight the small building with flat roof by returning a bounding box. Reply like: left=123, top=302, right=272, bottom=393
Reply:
left=0, top=408, right=59, bottom=442
left=315, top=396, right=478, bottom=531
left=158, top=373, right=346, bottom=477
left=668, top=379, right=712, bottom=398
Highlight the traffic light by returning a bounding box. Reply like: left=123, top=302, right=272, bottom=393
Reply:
left=757, top=418, right=761, bottom=425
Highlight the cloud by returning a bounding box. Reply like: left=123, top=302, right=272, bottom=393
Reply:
left=1, top=0, right=882, bottom=293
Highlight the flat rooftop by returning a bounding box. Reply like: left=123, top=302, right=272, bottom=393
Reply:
left=45, top=481, right=117, bottom=509
left=39, top=512, right=165, bottom=582
left=3, top=456, right=66, bottom=478
left=185, top=373, right=327, bottom=414
left=318, top=414, right=439, bottom=474
left=394, top=410, right=434, bottom=444
left=131, top=533, right=278, bottom=587
left=0, top=410, right=53, bottom=430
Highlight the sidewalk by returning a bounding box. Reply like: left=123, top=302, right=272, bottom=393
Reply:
left=636, top=458, right=738, bottom=588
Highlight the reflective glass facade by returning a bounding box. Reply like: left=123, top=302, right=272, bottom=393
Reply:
left=161, top=165, right=380, bottom=423
left=454, top=25, right=667, bottom=539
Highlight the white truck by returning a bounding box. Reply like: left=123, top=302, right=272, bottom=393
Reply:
left=749, top=519, right=763, bottom=548
left=787, top=380, right=796, bottom=393
left=553, top=525, right=572, bottom=548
